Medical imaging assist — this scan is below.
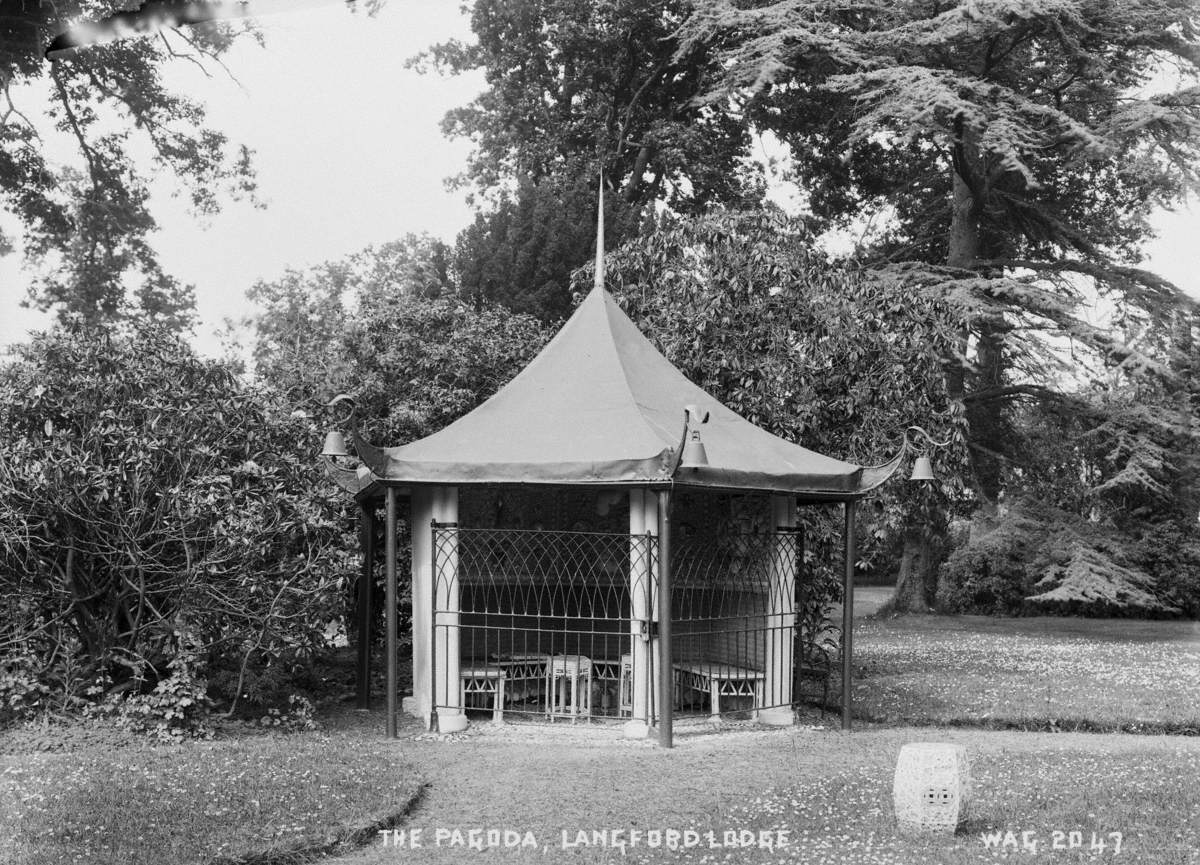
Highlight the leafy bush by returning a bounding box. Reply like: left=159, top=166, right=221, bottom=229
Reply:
left=1128, top=522, right=1200, bottom=619
left=936, top=510, right=1046, bottom=615
left=1026, top=539, right=1179, bottom=619
left=0, top=323, right=355, bottom=724
left=937, top=504, right=1192, bottom=618
left=118, top=650, right=213, bottom=741
left=0, top=651, right=52, bottom=725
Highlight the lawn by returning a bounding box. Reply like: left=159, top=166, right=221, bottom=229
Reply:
left=323, top=720, right=1200, bottom=865
left=3, top=610, right=1197, bottom=865
left=0, top=726, right=424, bottom=865
left=851, top=613, right=1200, bottom=731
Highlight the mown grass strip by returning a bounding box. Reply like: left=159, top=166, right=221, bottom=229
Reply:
left=0, top=732, right=424, bottom=865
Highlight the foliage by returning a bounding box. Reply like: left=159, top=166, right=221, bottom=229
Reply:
left=582, top=208, right=971, bottom=596
left=243, top=234, right=454, bottom=405
left=0, top=650, right=52, bottom=726
left=412, top=0, right=760, bottom=211
left=1026, top=541, right=1178, bottom=618
left=0, top=323, right=354, bottom=720
left=936, top=508, right=1054, bottom=615
left=246, top=258, right=553, bottom=650
left=416, top=0, right=768, bottom=319
left=337, top=286, right=553, bottom=447
left=1126, top=521, right=1200, bottom=619
left=116, top=648, right=213, bottom=741
left=1, top=3, right=266, bottom=328
left=678, top=0, right=1200, bottom=510
left=937, top=501, right=1194, bottom=617
left=452, top=173, right=645, bottom=320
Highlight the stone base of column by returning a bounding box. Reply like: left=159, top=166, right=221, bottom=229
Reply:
left=758, top=706, right=795, bottom=727
left=436, top=711, right=470, bottom=733
left=622, top=720, right=651, bottom=739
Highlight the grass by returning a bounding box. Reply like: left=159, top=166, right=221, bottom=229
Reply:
left=0, top=728, right=424, bottom=865
left=323, top=720, right=1200, bottom=865
left=851, top=612, right=1200, bottom=731
left=3, top=610, right=1197, bottom=865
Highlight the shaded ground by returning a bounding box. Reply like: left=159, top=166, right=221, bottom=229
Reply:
left=326, top=716, right=1200, bottom=865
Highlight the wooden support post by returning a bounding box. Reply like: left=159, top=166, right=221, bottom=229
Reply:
left=841, top=499, right=856, bottom=731
left=385, top=486, right=398, bottom=738
left=357, top=502, right=374, bottom=711
left=657, top=489, right=673, bottom=749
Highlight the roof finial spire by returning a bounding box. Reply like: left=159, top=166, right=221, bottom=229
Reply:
left=594, top=172, right=605, bottom=293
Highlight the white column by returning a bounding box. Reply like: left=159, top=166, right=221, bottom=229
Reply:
left=432, top=485, right=467, bottom=732
left=406, top=487, right=434, bottom=723
left=624, top=489, right=659, bottom=739
left=760, top=495, right=798, bottom=726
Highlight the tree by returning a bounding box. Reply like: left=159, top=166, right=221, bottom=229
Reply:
left=578, top=208, right=972, bottom=609
left=681, top=0, right=1199, bottom=482
left=0, top=324, right=353, bottom=719
left=677, top=0, right=1200, bottom=607
left=339, top=289, right=554, bottom=447
left=453, top=173, right=645, bottom=320
left=245, top=234, right=455, bottom=403
left=415, top=0, right=766, bottom=319
left=413, top=0, right=759, bottom=210
left=1, top=3, right=260, bottom=328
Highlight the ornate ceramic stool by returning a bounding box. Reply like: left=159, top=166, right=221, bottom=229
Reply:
left=893, top=742, right=971, bottom=834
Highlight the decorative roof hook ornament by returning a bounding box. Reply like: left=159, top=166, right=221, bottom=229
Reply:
left=677, top=404, right=711, bottom=472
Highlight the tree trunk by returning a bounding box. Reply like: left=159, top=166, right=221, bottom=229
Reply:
left=889, top=529, right=935, bottom=613
left=967, top=325, right=1006, bottom=501
left=891, top=140, right=984, bottom=613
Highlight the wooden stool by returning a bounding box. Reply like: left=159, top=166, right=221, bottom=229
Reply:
left=461, top=667, right=506, bottom=723
left=546, top=654, right=592, bottom=722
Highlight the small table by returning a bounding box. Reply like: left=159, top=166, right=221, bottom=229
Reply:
left=460, top=666, right=506, bottom=723
left=673, top=662, right=764, bottom=720
left=546, top=654, right=592, bottom=722
left=491, top=653, right=551, bottom=710
left=590, top=654, right=634, bottom=717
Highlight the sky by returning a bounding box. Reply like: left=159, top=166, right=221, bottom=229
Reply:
left=0, top=0, right=483, bottom=356
left=0, top=1, right=1197, bottom=358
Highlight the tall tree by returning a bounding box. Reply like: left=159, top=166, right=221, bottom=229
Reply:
left=415, top=0, right=766, bottom=318
left=1, top=3, right=260, bottom=329
left=413, top=0, right=759, bottom=209
left=678, top=0, right=1200, bottom=607
left=681, top=0, right=1199, bottom=489
left=452, top=173, right=646, bottom=320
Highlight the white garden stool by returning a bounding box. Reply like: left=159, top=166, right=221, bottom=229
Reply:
left=893, top=742, right=971, bottom=835
left=460, top=667, right=507, bottom=723
left=546, top=654, right=592, bottom=722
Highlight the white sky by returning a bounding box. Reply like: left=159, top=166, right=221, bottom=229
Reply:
left=0, top=1, right=1197, bottom=358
